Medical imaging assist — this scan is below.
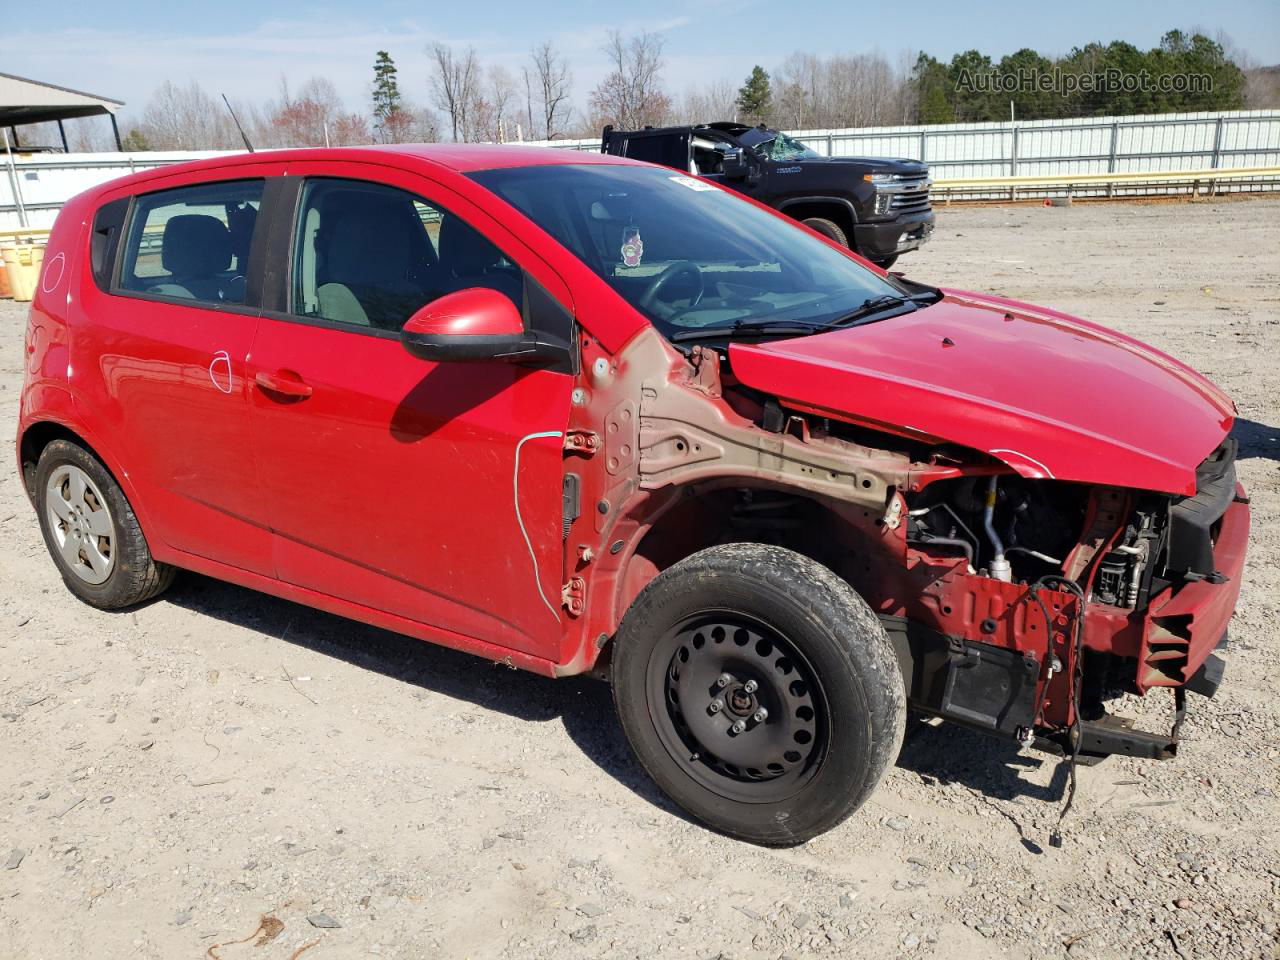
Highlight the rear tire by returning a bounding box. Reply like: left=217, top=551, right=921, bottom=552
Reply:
left=801, top=217, right=849, bottom=248
left=612, top=543, right=905, bottom=846
left=34, top=439, right=175, bottom=609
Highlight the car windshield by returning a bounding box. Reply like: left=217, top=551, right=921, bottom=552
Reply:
left=755, top=131, right=821, bottom=162
left=469, top=164, right=912, bottom=341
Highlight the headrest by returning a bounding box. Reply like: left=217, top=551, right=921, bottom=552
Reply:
left=320, top=191, right=436, bottom=289
left=439, top=215, right=502, bottom=276
left=161, top=214, right=232, bottom=277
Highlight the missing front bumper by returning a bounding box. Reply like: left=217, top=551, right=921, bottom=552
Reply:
left=888, top=617, right=1227, bottom=761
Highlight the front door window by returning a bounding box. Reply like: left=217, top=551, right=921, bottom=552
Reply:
left=290, top=178, right=524, bottom=332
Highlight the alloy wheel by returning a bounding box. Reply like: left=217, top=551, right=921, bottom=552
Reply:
left=45, top=464, right=116, bottom=585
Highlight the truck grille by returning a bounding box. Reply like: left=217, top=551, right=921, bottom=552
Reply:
left=890, top=178, right=931, bottom=213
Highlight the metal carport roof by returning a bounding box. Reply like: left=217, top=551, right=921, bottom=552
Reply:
left=1, top=72, right=125, bottom=150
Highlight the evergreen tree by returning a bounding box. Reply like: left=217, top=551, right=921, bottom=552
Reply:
left=998, top=48, right=1056, bottom=119
left=912, top=54, right=954, bottom=124
left=736, top=65, right=773, bottom=122
left=372, top=50, right=403, bottom=141
left=948, top=50, right=1001, bottom=121
left=120, top=129, right=152, bottom=152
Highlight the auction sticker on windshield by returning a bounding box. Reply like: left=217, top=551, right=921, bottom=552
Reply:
left=669, top=175, right=719, bottom=192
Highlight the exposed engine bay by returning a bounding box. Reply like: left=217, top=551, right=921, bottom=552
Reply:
left=905, top=474, right=1088, bottom=587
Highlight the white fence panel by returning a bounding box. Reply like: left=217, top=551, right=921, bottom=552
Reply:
left=5, top=110, right=1279, bottom=229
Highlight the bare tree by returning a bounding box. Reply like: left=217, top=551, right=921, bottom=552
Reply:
left=521, top=67, right=535, bottom=140
left=138, top=80, right=241, bottom=150
left=68, top=118, right=115, bottom=152
left=771, top=50, right=911, bottom=130
left=429, top=42, right=479, bottom=142
left=589, top=30, right=671, bottom=131
left=530, top=41, right=573, bottom=139
left=674, top=79, right=738, bottom=125
left=257, top=76, right=350, bottom=147
left=489, top=65, right=520, bottom=141
left=1218, top=31, right=1280, bottom=109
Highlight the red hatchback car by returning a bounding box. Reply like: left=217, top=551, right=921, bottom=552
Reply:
left=18, top=145, right=1248, bottom=845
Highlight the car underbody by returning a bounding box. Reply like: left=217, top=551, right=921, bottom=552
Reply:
left=566, top=325, right=1248, bottom=763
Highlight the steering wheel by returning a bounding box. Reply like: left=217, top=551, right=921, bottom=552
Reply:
left=637, top=260, right=704, bottom=312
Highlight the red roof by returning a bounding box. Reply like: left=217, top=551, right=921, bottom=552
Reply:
left=358, top=142, right=631, bottom=172
left=72, top=142, right=638, bottom=201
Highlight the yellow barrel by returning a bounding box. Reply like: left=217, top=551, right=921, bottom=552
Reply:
left=2, top=244, right=45, bottom=302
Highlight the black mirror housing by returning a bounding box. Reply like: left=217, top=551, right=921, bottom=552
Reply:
left=401, top=330, right=561, bottom=366
left=721, top=147, right=750, bottom=180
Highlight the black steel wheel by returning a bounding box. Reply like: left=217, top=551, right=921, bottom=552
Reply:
left=613, top=543, right=905, bottom=846
left=650, top=611, right=827, bottom=804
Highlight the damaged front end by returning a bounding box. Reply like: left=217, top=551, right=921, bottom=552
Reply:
left=876, top=434, right=1249, bottom=763
left=575, top=308, right=1248, bottom=769
left=713, top=290, right=1250, bottom=763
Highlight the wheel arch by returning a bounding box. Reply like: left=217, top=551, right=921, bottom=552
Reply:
left=18, top=418, right=158, bottom=548
left=777, top=197, right=858, bottom=238
left=591, top=479, right=889, bottom=664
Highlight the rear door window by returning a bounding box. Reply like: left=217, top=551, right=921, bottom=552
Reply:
left=118, top=180, right=264, bottom=305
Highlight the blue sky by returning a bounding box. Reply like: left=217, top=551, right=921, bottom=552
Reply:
left=4, top=0, right=1278, bottom=124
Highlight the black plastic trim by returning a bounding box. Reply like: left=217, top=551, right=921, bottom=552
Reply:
left=1167, top=436, right=1237, bottom=577
left=880, top=618, right=1040, bottom=738
left=1186, top=652, right=1225, bottom=699
left=777, top=194, right=861, bottom=225
left=90, top=196, right=129, bottom=293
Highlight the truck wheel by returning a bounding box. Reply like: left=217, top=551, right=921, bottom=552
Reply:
left=612, top=543, right=906, bottom=846
left=801, top=217, right=849, bottom=248
left=34, top=439, right=175, bottom=609
left=868, top=254, right=898, bottom=270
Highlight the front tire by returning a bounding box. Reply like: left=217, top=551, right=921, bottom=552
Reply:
left=868, top=254, right=898, bottom=270
left=612, top=543, right=905, bottom=846
left=801, top=216, right=849, bottom=248
left=34, top=439, right=175, bottom=609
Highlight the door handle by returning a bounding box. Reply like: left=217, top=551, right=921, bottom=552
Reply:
left=254, top=370, right=313, bottom=399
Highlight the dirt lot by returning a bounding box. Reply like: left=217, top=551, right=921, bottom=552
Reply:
left=1, top=196, right=1277, bottom=960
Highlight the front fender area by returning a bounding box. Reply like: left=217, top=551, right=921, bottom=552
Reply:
left=554, top=326, right=912, bottom=675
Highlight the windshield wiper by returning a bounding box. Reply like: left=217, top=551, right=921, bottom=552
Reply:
left=829, top=294, right=917, bottom=325
left=670, top=293, right=922, bottom=343
left=670, top=321, right=833, bottom=343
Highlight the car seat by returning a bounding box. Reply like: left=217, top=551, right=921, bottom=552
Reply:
left=314, top=191, right=438, bottom=330
left=152, top=214, right=232, bottom=301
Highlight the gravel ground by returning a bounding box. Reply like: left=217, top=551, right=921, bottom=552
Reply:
left=1, top=195, right=1277, bottom=960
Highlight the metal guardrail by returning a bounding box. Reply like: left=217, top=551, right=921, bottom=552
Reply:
left=931, top=165, right=1280, bottom=202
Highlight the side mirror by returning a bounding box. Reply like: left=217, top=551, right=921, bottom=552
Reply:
left=721, top=147, right=750, bottom=180
left=401, top=288, right=552, bottom=365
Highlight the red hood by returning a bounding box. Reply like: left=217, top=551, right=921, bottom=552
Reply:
left=729, top=290, right=1235, bottom=495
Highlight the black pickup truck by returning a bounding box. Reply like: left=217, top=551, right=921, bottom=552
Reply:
left=601, top=122, right=934, bottom=268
